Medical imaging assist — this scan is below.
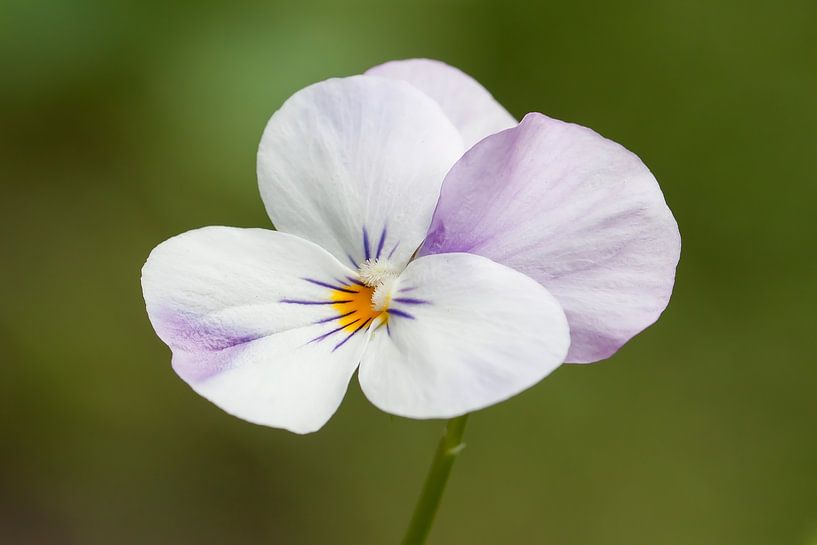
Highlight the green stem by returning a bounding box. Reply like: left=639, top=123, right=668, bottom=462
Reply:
left=401, top=414, right=469, bottom=545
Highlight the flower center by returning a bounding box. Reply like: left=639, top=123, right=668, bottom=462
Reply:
left=358, top=258, right=401, bottom=288
left=358, top=258, right=400, bottom=313
left=330, top=283, right=383, bottom=332
left=371, top=276, right=397, bottom=312
left=328, top=258, right=400, bottom=333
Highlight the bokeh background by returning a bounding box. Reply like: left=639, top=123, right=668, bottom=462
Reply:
left=2, top=0, right=815, bottom=543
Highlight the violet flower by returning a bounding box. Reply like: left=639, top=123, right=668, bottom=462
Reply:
left=141, top=59, right=680, bottom=434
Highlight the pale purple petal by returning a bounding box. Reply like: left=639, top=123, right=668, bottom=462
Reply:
left=421, top=113, right=681, bottom=363
left=366, top=58, right=517, bottom=149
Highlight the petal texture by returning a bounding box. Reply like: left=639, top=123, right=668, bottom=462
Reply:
left=358, top=253, right=570, bottom=419
left=141, top=227, right=369, bottom=433
left=366, top=58, right=517, bottom=149
left=421, top=113, right=681, bottom=363
left=257, top=75, right=464, bottom=270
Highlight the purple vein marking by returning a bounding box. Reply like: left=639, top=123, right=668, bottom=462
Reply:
left=362, top=227, right=371, bottom=261
left=375, top=226, right=387, bottom=259
left=392, top=297, right=430, bottom=305
left=200, top=332, right=267, bottom=352
left=303, top=278, right=358, bottom=294
left=309, top=319, right=359, bottom=344
left=333, top=317, right=372, bottom=351
left=386, top=322, right=391, bottom=337
left=314, top=310, right=354, bottom=325
left=345, top=276, right=365, bottom=286
left=387, top=308, right=416, bottom=320
left=347, top=254, right=358, bottom=268
left=388, top=242, right=400, bottom=259
left=281, top=299, right=350, bottom=305
left=399, top=286, right=418, bottom=293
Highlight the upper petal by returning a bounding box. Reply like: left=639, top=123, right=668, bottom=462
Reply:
left=420, top=113, right=681, bottom=363
left=358, top=253, right=570, bottom=419
left=141, top=227, right=371, bottom=433
left=257, top=75, right=464, bottom=270
left=366, top=58, right=517, bottom=149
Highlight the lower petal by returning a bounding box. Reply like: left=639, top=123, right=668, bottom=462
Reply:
left=173, top=326, right=364, bottom=433
left=358, top=253, right=570, bottom=419
left=141, top=226, right=370, bottom=433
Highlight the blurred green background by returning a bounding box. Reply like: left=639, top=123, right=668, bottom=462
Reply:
left=2, top=0, right=815, bottom=543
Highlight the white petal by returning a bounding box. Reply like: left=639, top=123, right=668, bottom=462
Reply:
left=141, top=227, right=371, bottom=433
left=174, top=327, right=366, bottom=434
left=358, top=253, right=570, bottom=419
left=257, top=75, right=464, bottom=270
left=366, top=58, right=517, bottom=149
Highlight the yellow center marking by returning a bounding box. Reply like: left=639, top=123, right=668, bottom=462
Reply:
left=331, top=283, right=386, bottom=331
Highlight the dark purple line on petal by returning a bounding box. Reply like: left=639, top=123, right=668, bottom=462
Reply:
left=309, top=319, right=360, bottom=344
left=281, top=299, right=350, bottom=305
left=392, top=297, right=430, bottom=305
left=388, top=242, right=400, bottom=259
left=399, top=286, right=418, bottom=292
left=375, top=226, right=387, bottom=259
left=198, top=332, right=267, bottom=352
left=333, top=317, right=372, bottom=351
left=313, top=310, right=355, bottom=325
left=386, top=322, right=391, bottom=337
left=303, top=277, right=358, bottom=293
left=346, top=276, right=365, bottom=286
left=388, top=308, right=416, bottom=320
left=362, top=227, right=371, bottom=261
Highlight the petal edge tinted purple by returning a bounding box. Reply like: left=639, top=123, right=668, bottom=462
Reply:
left=420, top=113, right=681, bottom=363
left=366, top=58, right=516, bottom=149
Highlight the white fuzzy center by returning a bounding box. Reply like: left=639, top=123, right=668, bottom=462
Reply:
left=358, top=258, right=400, bottom=311
left=371, top=277, right=397, bottom=312
left=358, top=258, right=400, bottom=287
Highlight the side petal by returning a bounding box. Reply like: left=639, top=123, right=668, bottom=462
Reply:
left=366, top=58, right=517, bottom=149
left=420, top=113, right=681, bottom=363
left=257, top=75, right=464, bottom=270
left=358, top=253, right=570, bottom=419
left=141, top=227, right=371, bottom=433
